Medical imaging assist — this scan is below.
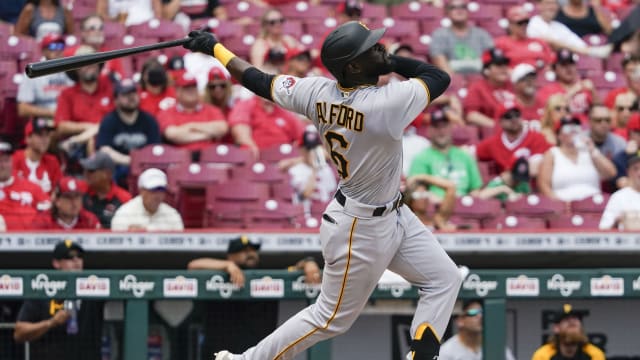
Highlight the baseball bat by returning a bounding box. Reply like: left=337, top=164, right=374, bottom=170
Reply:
left=25, top=38, right=191, bottom=78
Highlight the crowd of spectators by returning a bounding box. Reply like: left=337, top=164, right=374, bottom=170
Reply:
left=1, top=0, right=640, bottom=232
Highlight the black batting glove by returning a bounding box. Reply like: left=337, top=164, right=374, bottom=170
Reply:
left=183, top=30, right=219, bottom=55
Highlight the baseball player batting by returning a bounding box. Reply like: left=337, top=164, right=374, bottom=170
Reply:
left=183, top=21, right=462, bottom=360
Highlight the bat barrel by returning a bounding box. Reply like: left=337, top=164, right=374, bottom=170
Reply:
left=25, top=38, right=191, bottom=78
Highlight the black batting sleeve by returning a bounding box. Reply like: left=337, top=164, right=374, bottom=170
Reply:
left=241, top=67, right=276, bottom=102
left=390, top=55, right=451, bottom=101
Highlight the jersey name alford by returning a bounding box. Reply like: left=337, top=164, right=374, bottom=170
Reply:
left=315, top=102, right=364, bottom=132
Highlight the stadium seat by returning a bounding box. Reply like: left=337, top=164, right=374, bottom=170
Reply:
left=548, top=213, right=600, bottom=230
left=226, top=1, right=266, bottom=20
left=129, top=144, right=191, bottom=193
left=230, top=162, right=288, bottom=184
left=570, top=193, right=610, bottom=215
left=361, top=3, right=388, bottom=20
left=576, top=56, right=604, bottom=78
left=370, top=18, right=420, bottom=39
left=449, top=216, right=482, bottom=230
left=451, top=125, right=480, bottom=145
left=180, top=3, right=208, bottom=15
left=205, top=182, right=271, bottom=227
left=475, top=19, right=506, bottom=37
left=276, top=3, right=332, bottom=21
left=199, top=144, right=253, bottom=166
left=272, top=182, right=295, bottom=202
left=0, top=61, right=19, bottom=99
left=245, top=199, right=306, bottom=229
left=504, top=194, right=566, bottom=219
left=468, top=4, right=503, bottom=22
left=453, top=196, right=503, bottom=221
left=223, top=35, right=254, bottom=60
left=127, top=19, right=186, bottom=42
left=483, top=215, right=547, bottom=230
left=69, top=1, right=95, bottom=22
left=259, top=144, right=301, bottom=164
left=0, top=35, right=38, bottom=62
left=389, top=2, right=444, bottom=20
left=592, top=70, right=626, bottom=91
left=205, top=201, right=248, bottom=228
left=477, top=161, right=500, bottom=183
left=604, top=52, right=625, bottom=73
left=190, top=19, right=244, bottom=40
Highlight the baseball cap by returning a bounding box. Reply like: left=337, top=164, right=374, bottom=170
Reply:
left=227, top=235, right=261, bottom=254
left=53, top=239, right=84, bottom=260
left=25, top=118, right=56, bottom=137
left=174, top=71, right=198, bottom=87
left=510, top=156, right=530, bottom=183
left=0, top=140, right=13, bottom=155
left=555, top=49, right=578, bottom=65
left=337, top=0, right=363, bottom=17
left=429, top=108, right=449, bottom=125
left=114, top=78, right=138, bottom=96
left=511, top=63, right=537, bottom=84
left=554, top=303, right=587, bottom=323
left=302, top=129, right=322, bottom=149
left=41, top=33, right=65, bottom=51
left=55, top=176, right=87, bottom=196
left=137, top=168, right=168, bottom=190
left=627, top=113, right=640, bottom=131
left=286, top=47, right=311, bottom=62
left=507, top=5, right=530, bottom=22
left=80, top=151, right=116, bottom=172
left=498, top=104, right=521, bottom=120
left=208, top=67, right=230, bottom=82
left=482, top=48, right=510, bottom=68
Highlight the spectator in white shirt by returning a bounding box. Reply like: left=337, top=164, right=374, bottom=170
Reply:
left=527, top=0, right=611, bottom=58
left=600, top=154, right=640, bottom=230
left=110, top=168, right=183, bottom=231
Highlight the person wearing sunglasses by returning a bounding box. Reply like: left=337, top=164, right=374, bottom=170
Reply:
left=611, top=91, right=637, bottom=140
left=540, top=94, right=571, bottom=145
left=14, top=240, right=105, bottom=360
left=495, top=5, right=555, bottom=69
left=537, top=116, right=616, bottom=202
left=430, top=0, right=494, bottom=75
left=440, top=299, right=516, bottom=360
left=203, top=67, right=235, bottom=118
left=250, top=8, right=301, bottom=71
left=17, top=33, right=73, bottom=128
left=587, top=104, right=625, bottom=160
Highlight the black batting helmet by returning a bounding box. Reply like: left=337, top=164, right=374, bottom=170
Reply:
left=321, top=21, right=386, bottom=82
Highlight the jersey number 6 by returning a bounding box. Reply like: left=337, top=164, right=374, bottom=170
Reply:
left=324, top=131, right=350, bottom=179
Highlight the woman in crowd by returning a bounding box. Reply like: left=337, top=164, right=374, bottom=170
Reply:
left=537, top=116, right=616, bottom=202
left=539, top=94, right=571, bottom=145
left=249, top=8, right=300, bottom=70
left=14, top=0, right=74, bottom=40
left=138, top=57, right=176, bottom=117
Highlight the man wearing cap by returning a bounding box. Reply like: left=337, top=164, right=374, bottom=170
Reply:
left=14, top=240, right=104, bottom=360
left=511, top=63, right=545, bottom=123
left=610, top=91, right=637, bottom=140
left=464, top=48, right=516, bottom=127
left=80, top=151, right=132, bottom=228
left=0, top=140, right=51, bottom=230
left=612, top=115, right=640, bottom=188
left=532, top=303, right=605, bottom=360
left=54, top=45, right=114, bottom=143
left=188, top=235, right=321, bottom=355
left=429, top=0, right=494, bottom=75
left=537, top=49, right=596, bottom=123
left=96, top=78, right=161, bottom=183
left=35, top=176, right=101, bottom=230
left=409, top=109, right=483, bottom=199
left=475, top=105, right=552, bottom=174
left=17, top=33, right=73, bottom=124
left=12, top=118, right=62, bottom=194
left=110, top=168, right=183, bottom=231
left=604, top=54, right=640, bottom=109
left=157, top=72, right=229, bottom=151
left=601, top=152, right=640, bottom=229
left=495, top=5, right=555, bottom=69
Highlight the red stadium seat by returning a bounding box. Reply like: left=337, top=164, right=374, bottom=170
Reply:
left=570, top=193, right=610, bottom=215
left=504, top=194, right=566, bottom=219
left=576, top=56, right=604, bottom=78
left=483, top=215, right=547, bottom=230
left=245, top=200, right=306, bottom=229
left=0, top=35, right=38, bottom=62
left=276, top=3, right=332, bottom=21
left=548, top=213, right=600, bottom=230
left=223, top=35, right=254, bottom=60
left=604, top=52, right=625, bottom=73
left=389, top=2, right=444, bottom=20
left=468, top=3, right=503, bottom=21
left=370, top=18, right=420, bottom=39
left=205, top=201, right=248, bottom=228
left=259, top=144, right=301, bottom=164
left=449, top=216, right=482, bottom=230
left=361, top=3, right=388, bottom=20
left=208, top=181, right=270, bottom=203
left=129, top=144, right=191, bottom=193
left=226, top=1, right=266, bottom=20
left=272, top=182, right=295, bottom=201
left=453, top=196, right=503, bottom=221
left=127, top=19, right=186, bottom=42
left=190, top=19, right=245, bottom=40
left=592, top=70, right=626, bottom=91
left=200, top=144, right=254, bottom=166
left=230, top=162, right=288, bottom=184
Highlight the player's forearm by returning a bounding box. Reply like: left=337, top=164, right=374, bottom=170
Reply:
left=14, top=320, right=53, bottom=343
left=18, top=103, right=55, bottom=119
left=192, top=121, right=229, bottom=139
left=390, top=55, right=451, bottom=101
left=225, top=57, right=275, bottom=101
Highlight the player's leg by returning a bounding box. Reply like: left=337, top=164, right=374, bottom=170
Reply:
left=387, top=206, right=462, bottom=360
left=237, top=203, right=402, bottom=360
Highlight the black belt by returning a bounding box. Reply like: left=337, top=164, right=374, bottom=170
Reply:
left=335, top=189, right=403, bottom=217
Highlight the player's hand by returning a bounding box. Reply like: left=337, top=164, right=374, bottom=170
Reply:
left=184, top=30, right=219, bottom=55
left=50, top=310, right=70, bottom=327
left=226, top=261, right=245, bottom=287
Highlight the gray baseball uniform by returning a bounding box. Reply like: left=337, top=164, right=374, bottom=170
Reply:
left=233, top=75, right=462, bottom=359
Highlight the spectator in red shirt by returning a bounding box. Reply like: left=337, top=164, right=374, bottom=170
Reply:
left=464, top=48, right=516, bottom=128
left=536, top=49, right=596, bottom=123
left=55, top=45, right=115, bottom=153
left=157, top=72, right=228, bottom=152
left=80, top=151, right=132, bottom=228
left=0, top=140, right=51, bottom=230
left=12, top=118, right=61, bottom=195
left=139, top=57, right=177, bottom=117
left=610, top=91, right=637, bottom=140
left=35, top=176, right=101, bottom=230
left=511, top=63, right=545, bottom=124
left=495, top=5, right=555, bottom=69
left=475, top=105, right=552, bottom=175
left=228, top=95, right=306, bottom=158
left=604, top=54, right=640, bottom=108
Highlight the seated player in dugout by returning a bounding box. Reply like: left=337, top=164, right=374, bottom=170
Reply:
left=183, top=19, right=456, bottom=360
